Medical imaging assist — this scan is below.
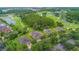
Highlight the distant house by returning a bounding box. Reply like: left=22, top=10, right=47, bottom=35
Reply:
left=52, top=44, right=65, bottom=51
left=0, top=24, right=12, bottom=33
left=37, top=11, right=53, bottom=17
left=55, top=26, right=64, bottom=31
left=2, top=17, right=16, bottom=25
left=54, top=11, right=61, bottom=17
left=44, top=29, right=52, bottom=35
left=66, top=39, right=76, bottom=45
left=31, top=7, right=43, bottom=11
left=30, top=31, right=43, bottom=42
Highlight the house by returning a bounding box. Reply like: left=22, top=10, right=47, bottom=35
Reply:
left=2, top=17, right=16, bottom=25
left=19, top=36, right=32, bottom=49
left=0, top=24, right=12, bottom=33
left=52, top=44, right=65, bottom=51
left=55, top=26, right=64, bottom=31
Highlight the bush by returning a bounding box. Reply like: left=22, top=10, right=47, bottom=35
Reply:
left=49, top=33, right=59, bottom=45
left=5, top=39, right=28, bottom=51
left=70, top=31, right=79, bottom=40
left=63, top=43, right=75, bottom=51
left=31, top=40, right=52, bottom=51
left=57, top=22, right=64, bottom=27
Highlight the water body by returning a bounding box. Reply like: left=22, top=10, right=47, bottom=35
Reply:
left=2, top=17, right=16, bottom=25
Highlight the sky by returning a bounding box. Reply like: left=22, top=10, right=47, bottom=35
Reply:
left=0, top=0, right=79, bottom=7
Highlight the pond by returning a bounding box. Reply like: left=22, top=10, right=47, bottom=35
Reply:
left=2, top=17, right=16, bottom=25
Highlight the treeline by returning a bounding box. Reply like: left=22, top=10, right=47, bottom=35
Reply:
left=66, top=11, right=79, bottom=22
left=0, top=9, right=33, bottom=14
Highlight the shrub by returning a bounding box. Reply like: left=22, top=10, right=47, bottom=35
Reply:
left=70, top=31, right=79, bottom=40
left=63, top=43, right=75, bottom=51
left=31, top=40, right=52, bottom=51
left=5, top=39, right=28, bottom=51
left=57, top=22, right=64, bottom=27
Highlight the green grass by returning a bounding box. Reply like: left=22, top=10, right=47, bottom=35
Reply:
left=63, top=21, right=79, bottom=29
